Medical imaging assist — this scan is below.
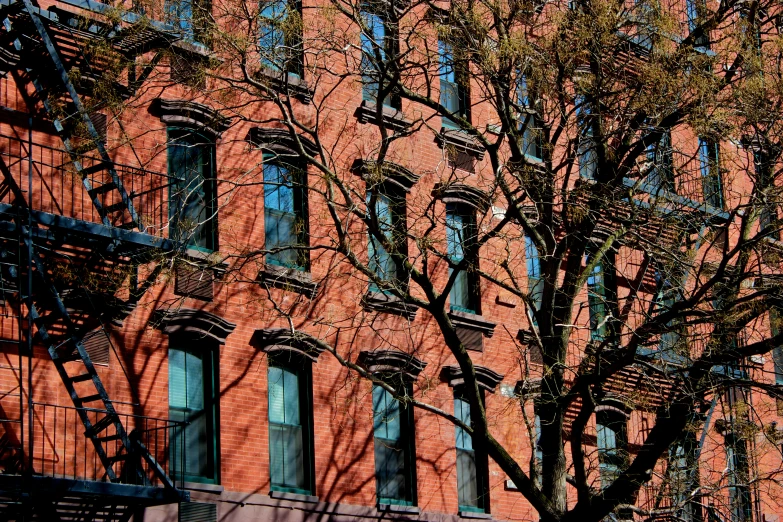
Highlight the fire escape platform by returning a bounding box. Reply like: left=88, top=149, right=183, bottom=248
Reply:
left=0, top=474, right=186, bottom=505
left=0, top=203, right=177, bottom=258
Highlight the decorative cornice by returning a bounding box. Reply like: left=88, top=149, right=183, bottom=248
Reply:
left=436, top=128, right=486, bottom=160
left=441, top=365, right=505, bottom=393
left=246, top=127, right=319, bottom=158
left=251, top=328, right=327, bottom=362
left=432, top=182, right=491, bottom=213
left=254, top=67, right=314, bottom=104
left=361, top=292, right=418, bottom=320
left=151, top=98, right=231, bottom=138
left=257, top=264, right=319, bottom=299
left=448, top=310, right=496, bottom=337
left=358, top=350, right=427, bottom=380
left=595, top=395, right=631, bottom=417
left=153, top=308, right=237, bottom=344
left=354, top=100, right=412, bottom=132
left=351, top=159, right=421, bottom=194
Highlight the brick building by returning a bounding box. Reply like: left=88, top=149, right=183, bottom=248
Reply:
left=0, top=0, right=781, bottom=520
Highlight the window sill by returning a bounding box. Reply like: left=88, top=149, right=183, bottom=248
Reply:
left=172, top=39, right=212, bottom=57
left=361, top=291, right=417, bottom=320
left=437, top=128, right=485, bottom=160
left=355, top=100, right=411, bottom=132
left=448, top=310, right=496, bottom=337
left=378, top=503, right=420, bottom=514
left=459, top=510, right=492, bottom=519
left=254, top=67, right=313, bottom=104
left=183, top=482, right=224, bottom=494
left=257, top=264, right=319, bottom=299
left=269, top=490, right=319, bottom=504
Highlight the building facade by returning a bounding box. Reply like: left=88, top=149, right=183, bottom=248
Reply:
left=0, top=0, right=781, bottom=520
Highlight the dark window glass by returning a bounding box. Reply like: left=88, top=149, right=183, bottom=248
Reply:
left=259, top=0, right=303, bottom=78
left=168, top=128, right=218, bottom=252
left=373, top=384, right=416, bottom=505
left=268, top=356, right=314, bottom=495
left=646, top=129, right=675, bottom=193
left=700, top=138, right=723, bottom=208
left=575, top=96, right=596, bottom=179
left=770, top=309, right=783, bottom=386
left=368, top=187, right=406, bottom=291
left=725, top=432, right=752, bottom=522
left=517, top=74, right=542, bottom=160
left=596, top=409, right=627, bottom=489
left=446, top=204, right=478, bottom=314
left=165, top=0, right=211, bottom=45
left=587, top=259, right=607, bottom=342
left=264, top=159, right=309, bottom=270
left=169, top=341, right=218, bottom=484
left=439, top=39, right=469, bottom=129
left=525, top=235, right=543, bottom=318
left=360, top=8, right=398, bottom=108
left=454, top=390, right=488, bottom=513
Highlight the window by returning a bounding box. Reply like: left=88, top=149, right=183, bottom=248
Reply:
left=686, top=0, right=710, bottom=49
left=668, top=432, right=701, bottom=522
left=755, top=151, right=779, bottom=239
left=446, top=204, right=479, bottom=314
left=771, top=309, right=783, bottom=386
left=368, top=187, right=406, bottom=291
left=454, top=390, right=489, bottom=513
left=439, top=39, right=470, bottom=129
left=646, top=129, right=674, bottom=193
left=264, top=158, right=309, bottom=270
left=575, top=95, right=596, bottom=179
left=525, top=235, right=543, bottom=318
left=268, top=355, right=315, bottom=495
left=169, top=340, right=219, bottom=484
left=517, top=74, right=542, bottom=160
left=725, top=432, right=752, bottom=522
left=168, top=128, right=218, bottom=252
left=259, top=0, right=303, bottom=78
left=373, top=383, right=417, bottom=506
left=587, top=258, right=607, bottom=342
left=166, top=0, right=211, bottom=44
left=533, top=414, right=543, bottom=488
left=596, top=408, right=628, bottom=488
left=700, top=138, right=723, bottom=208
left=360, top=7, right=398, bottom=108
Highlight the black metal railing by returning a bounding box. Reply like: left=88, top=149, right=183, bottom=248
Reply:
left=30, top=402, right=187, bottom=489
left=0, top=133, right=173, bottom=236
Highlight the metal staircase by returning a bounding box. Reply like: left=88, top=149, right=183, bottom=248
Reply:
left=0, top=0, right=186, bottom=518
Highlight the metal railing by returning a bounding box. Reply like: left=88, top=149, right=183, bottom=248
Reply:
left=30, top=402, right=187, bottom=489
left=0, top=133, right=173, bottom=236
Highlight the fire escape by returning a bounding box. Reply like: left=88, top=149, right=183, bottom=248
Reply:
left=0, top=0, right=190, bottom=519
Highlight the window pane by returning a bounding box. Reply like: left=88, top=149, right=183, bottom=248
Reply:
left=268, top=366, right=300, bottom=425
left=361, top=11, right=385, bottom=103
left=373, top=385, right=401, bottom=441
left=368, top=192, right=397, bottom=286
left=456, top=448, right=479, bottom=508
left=270, top=423, right=305, bottom=489
left=447, top=207, right=476, bottom=313
left=375, top=438, right=405, bottom=501
left=264, top=162, right=305, bottom=268
left=168, top=130, right=216, bottom=251
left=259, top=0, right=287, bottom=71
left=454, top=397, right=472, bottom=451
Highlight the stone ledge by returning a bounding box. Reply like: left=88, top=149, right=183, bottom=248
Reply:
left=355, top=100, right=412, bottom=132
left=378, top=503, right=420, bottom=514
left=459, top=511, right=492, bottom=519
left=257, top=264, right=319, bottom=299
left=183, top=482, right=224, bottom=494
left=448, top=310, right=496, bottom=337
left=361, top=291, right=417, bottom=320
left=254, top=68, right=314, bottom=104
left=436, top=128, right=485, bottom=160
left=269, top=490, right=319, bottom=504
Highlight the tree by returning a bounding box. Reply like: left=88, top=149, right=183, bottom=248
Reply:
left=90, top=0, right=783, bottom=519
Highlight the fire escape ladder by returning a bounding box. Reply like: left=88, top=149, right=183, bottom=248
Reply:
left=10, top=0, right=142, bottom=232
left=0, top=154, right=179, bottom=490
